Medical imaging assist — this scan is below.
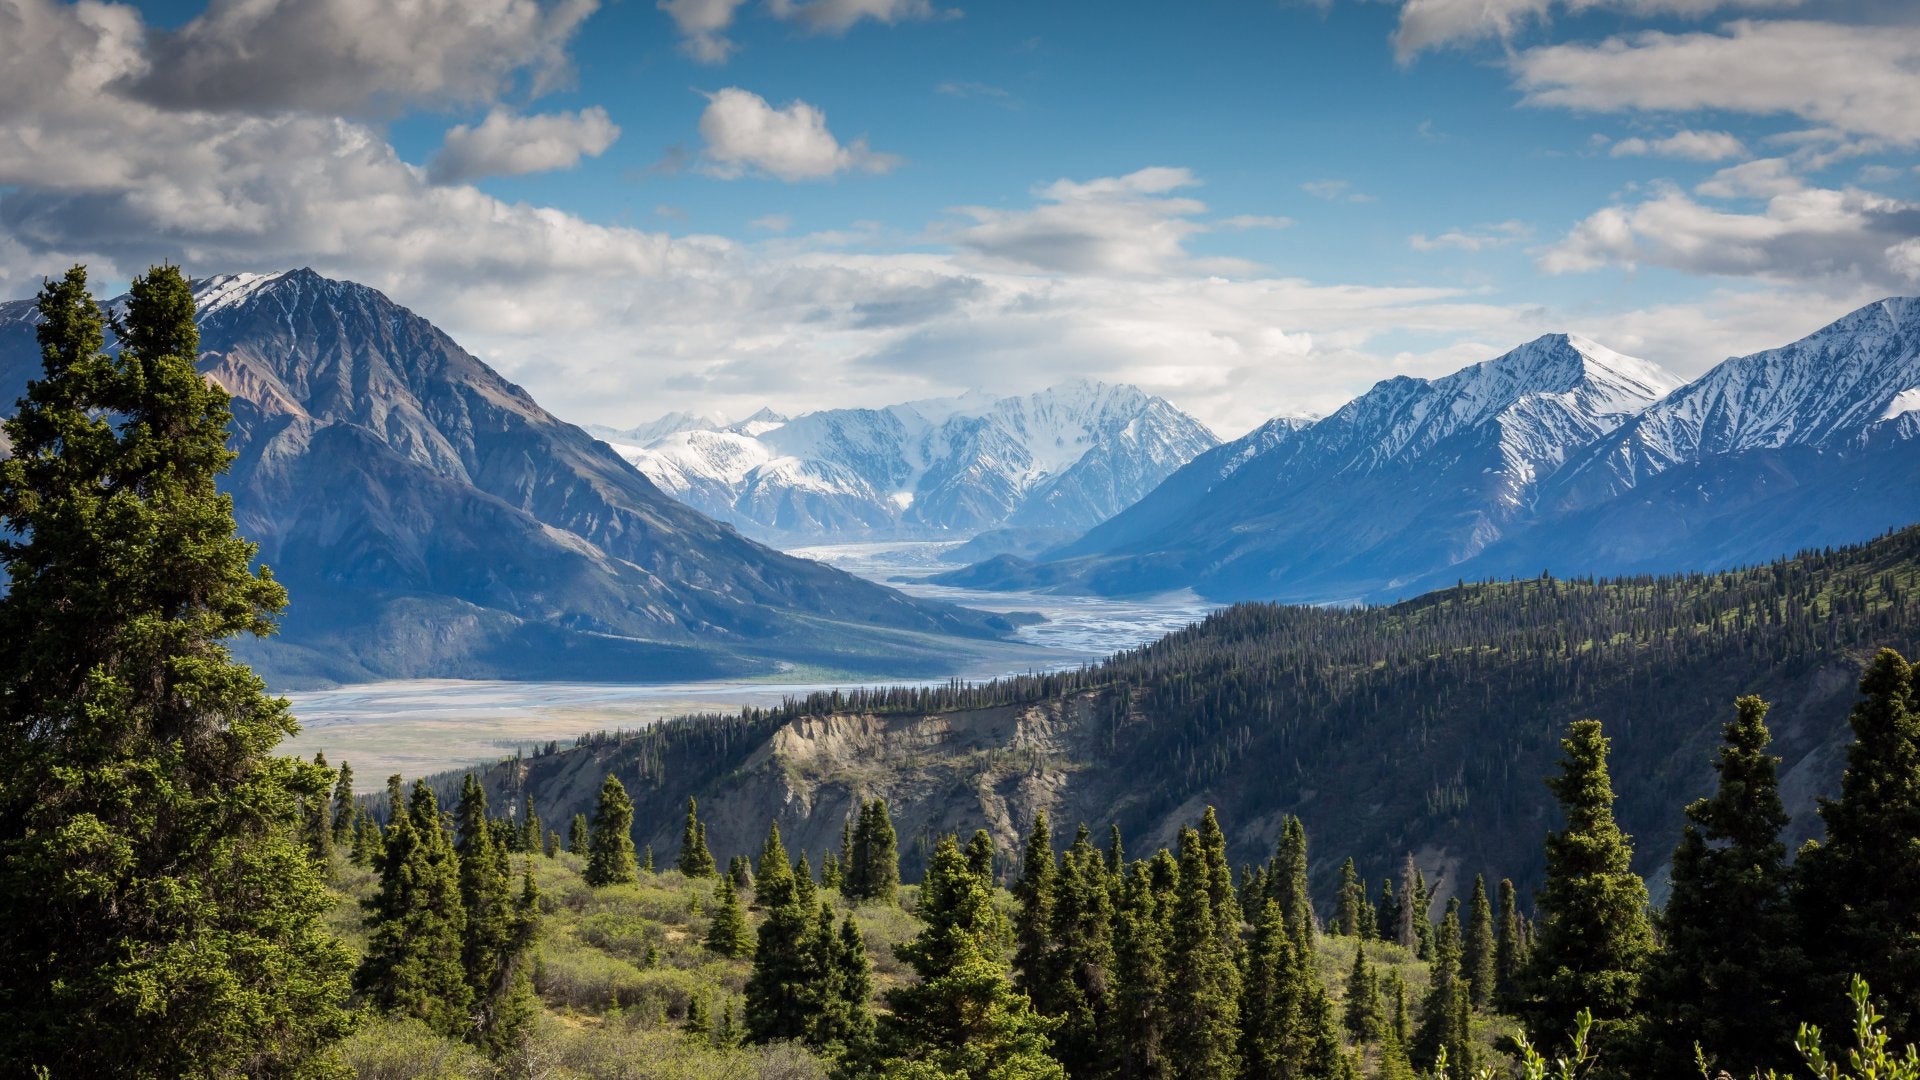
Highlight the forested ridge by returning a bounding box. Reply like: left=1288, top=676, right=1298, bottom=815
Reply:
left=484, top=525, right=1920, bottom=902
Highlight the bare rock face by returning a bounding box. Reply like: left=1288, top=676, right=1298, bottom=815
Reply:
left=0, top=269, right=1014, bottom=686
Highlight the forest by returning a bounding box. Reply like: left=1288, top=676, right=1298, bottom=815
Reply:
left=3, top=266, right=1919, bottom=1080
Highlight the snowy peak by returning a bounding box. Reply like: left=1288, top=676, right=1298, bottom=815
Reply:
left=1553, top=296, right=1920, bottom=505
left=601, top=381, right=1220, bottom=541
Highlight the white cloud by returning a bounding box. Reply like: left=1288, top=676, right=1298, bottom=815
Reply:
left=135, top=0, right=599, bottom=116
left=942, top=167, right=1235, bottom=276
left=750, top=213, right=794, bottom=232
left=1511, top=21, right=1920, bottom=144
left=1409, top=220, right=1533, bottom=252
left=1301, top=179, right=1376, bottom=203
left=765, top=0, right=947, bottom=34
left=1216, top=214, right=1295, bottom=231
left=1539, top=178, right=1920, bottom=285
left=1609, top=129, right=1748, bottom=161
left=1392, top=0, right=1800, bottom=62
left=697, top=88, right=899, bottom=181
left=1693, top=157, right=1801, bottom=199
left=658, top=0, right=751, bottom=63
left=427, top=108, right=619, bottom=184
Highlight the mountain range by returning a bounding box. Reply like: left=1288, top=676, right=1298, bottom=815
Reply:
left=935, top=299, right=1920, bottom=603
left=589, top=382, right=1219, bottom=543
left=0, top=269, right=1023, bottom=687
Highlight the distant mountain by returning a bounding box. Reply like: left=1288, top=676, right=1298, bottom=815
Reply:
left=0, top=269, right=1018, bottom=687
left=946, top=333, right=1681, bottom=601
left=599, top=382, right=1219, bottom=543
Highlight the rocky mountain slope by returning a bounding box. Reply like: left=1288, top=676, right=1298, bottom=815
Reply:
left=460, top=526, right=1920, bottom=908
left=0, top=270, right=1018, bottom=686
left=596, top=382, right=1218, bottom=543
left=943, top=301, right=1920, bottom=603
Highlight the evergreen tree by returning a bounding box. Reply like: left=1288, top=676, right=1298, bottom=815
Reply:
left=641, top=843, right=655, bottom=874
left=833, top=914, right=877, bottom=1053
left=1464, top=875, right=1497, bottom=1012
left=806, top=902, right=876, bottom=1060
left=678, top=796, right=717, bottom=877
left=1411, top=870, right=1433, bottom=959
left=743, top=864, right=816, bottom=1043
left=303, top=752, right=336, bottom=865
left=847, top=798, right=900, bottom=904
left=822, top=849, right=843, bottom=890
left=685, top=991, right=710, bottom=1038
left=331, top=760, right=357, bottom=844
left=455, top=773, right=525, bottom=1052
left=880, top=834, right=1064, bottom=1080
left=352, top=806, right=384, bottom=867
left=1412, top=899, right=1472, bottom=1075
left=756, top=821, right=795, bottom=907
left=707, top=873, right=755, bottom=958
left=966, top=827, right=997, bottom=883
left=545, top=830, right=560, bottom=858
left=1271, top=815, right=1313, bottom=948
left=1198, top=806, right=1244, bottom=951
left=518, top=793, right=541, bottom=855
left=568, top=813, right=589, bottom=856
left=1377, top=879, right=1399, bottom=944
left=1394, top=855, right=1419, bottom=952
left=1114, top=860, right=1173, bottom=1080
left=1640, top=695, right=1801, bottom=1074
left=1796, top=650, right=1920, bottom=1041
left=1014, top=809, right=1058, bottom=1002
left=1044, top=825, right=1120, bottom=1080
left=585, top=774, right=638, bottom=887
left=1344, top=943, right=1383, bottom=1043
left=730, top=853, right=753, bottom=890
left=1240, top=899, right=1345, bottom=1080
left=359, top=781, right=472, bottom=1038
left=0, top=266, right=353, bottom=1076
left=1518, top=719, right=1655, bottom=1057
left=1108, top=824, right=1126, bottom=875
left=1494, top=878, right=1524, bottom=1006
left=1335, top=857, right=1365, bottom=937
left=1165, top=827, right=1241, bottom=1080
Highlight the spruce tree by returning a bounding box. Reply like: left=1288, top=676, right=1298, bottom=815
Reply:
left=641, top=843, right=655, bottom=874
left=331, top=760, right=357, bottom=844
left=756, top=820, right=795, bottom=907
left=1412, top=899, right=1472, bottom=1075
left=1394, top=855, right=1419, bottom=952
left=352, top=806, right=384, bottom=867
left=1114, top=860, right=1173, bottom=1080
left=585, top=774, right=638, bottom=887
left=303, top=752, right=336, bottom=865
left=744, top=842, right=817, bottom=1044
left=1494, top=878, right=1524, bottom=1006
left=0, top=265, right=353, bottom=1076
left=805, top=901, right=876, bottom=1060
left=678, top=796, right=717, bottom=877
left=568, top=812, right=589, bottom=856
left=1043, top=825, right=1120, bottom=1079
left=966, top=827, right=997, bottom=883
left=1014, top=809, right=1058, bottom=1001
left=1241, top=899, right=1346, bottom=1080
left=1343, top=941, right=1384, bottom=1043
left=847, top=798, right=900, bottom=904
left=1271, top=815, right=1314, bottom=948
left=1796, top=650, right=1920, bottom=1039
left=1377, top=879, right=1399, bottom=944
left=1335, top=857, right=1365, bottom=937
left=707, top=872, right=755, bottom=958
left=880, top=834, right=1064, bottom=1080
left=1518, top=719, right=1655, bottom=1056
left=1198, top=806, right=1244, bottom=950
left=1165, top=827, right=1241, bottom=1080
left=359, top=781, right=472, bottom=1037
left=1463, top=875, right=1497, bottom=1012
left=822, top=849, right=843, bottom=890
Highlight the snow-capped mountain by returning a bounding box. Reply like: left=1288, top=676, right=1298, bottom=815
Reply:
left=943, top=333, right=1685, bottom=601
left=600, top=381, right=1219, bottom=542
left=0, top=269, right=1014, bottom=685
left=945, top=301, right=1920, bottom=603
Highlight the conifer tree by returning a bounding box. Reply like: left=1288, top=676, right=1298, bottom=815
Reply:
left=1166, top=827, right=1241, bottom=1080
left=1411, top=870, right=1433, bottom=959
left=0, top=266, right=353, bottom=1076
left=568, top=813, right=589, bottom=856
left=352, top=806, right=384, bottom=867
left=805, top=901, right=876, bottom=1060
left=519, top=794, right=541, bottom=855
left=1199, top=806, right=1244, bottom=950
left=707, top=872, right=755, bottom=958
left=303, top=752, right=336, bottom=865
left=966, top=827, right=997, bottom=883
left=1271, top=815, right=1314, bottom=948
left=1014, top=809, right=1058, bottom=1001
left=847, top=798, right=900, bottom=904
left=678, top=796, right=717, bottom=877
left=1377, top=879, right=1399, bottom=944
left=1336, top=857, right=1365, bottom=937
left=641, top=843, right=655, bottom=874
left=822, top=849, right=843, bottom=890
left=1641, top=695, right=1801, bottom=1074
left=1464, top=875, right=1497, bottom=1012
left=729, top=853, right=753, bottom=890
left=685, top=991, right=710, bottom=1038
left=1043, top=825, right=1120, bottom=1079
left=545, top=830, right=560, bottom=858
left=359, top=781, right=472, bottom=1038
left=1114, top=860, right=1173, bottom=1080
left=1344, top=943, right=1384, bottom=1043
left=585, top=774, right=638, bottom=887
left=455, top=773, right=524, bottom=1051
left=1240, top=898, right=1346, bottom=1080
left=1494, top=878, right=1524, bottom=1006
left=331, top=760, right=357, bottom=844
left=1394, top=855, right=1419, bottom=952
left=1518, top=719, right=1655, bottom=1056
left=1413, top=899, right=1472, bottom=1074
left=880, top=835, right=1064, bottom=1080
left=744, top=845, right=818, bottom=1044
left=756, top=821, right=795, bottom=907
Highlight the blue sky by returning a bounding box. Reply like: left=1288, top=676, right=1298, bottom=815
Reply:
left=3, top=0, right=1918, bottom=434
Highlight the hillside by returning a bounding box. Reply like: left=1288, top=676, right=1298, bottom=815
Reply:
left=0, top=270, right=1019, bottom=687
left=452, top=526, right=1920, bottom=913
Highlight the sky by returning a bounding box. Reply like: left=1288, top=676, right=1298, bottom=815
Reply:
left=2, top=0, right=1918, bottom=437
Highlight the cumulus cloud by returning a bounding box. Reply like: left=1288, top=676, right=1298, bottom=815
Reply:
left=1392, top=0, right=1800, bottom=62
left=1409, top=221, right=1532, bottom=252
left=1609, top=129, right=1748, bottom=161
left=1302, top=179, right=1376, bottom=203
left=942, top=167, right=1232, bottom=276
left=134, top=0, right=599, bottom=116
left=765, top=0, right=947, bottom=35
left=697, top=88, right=899, bottom=181
left=1539, top=178, right=1920, bottom=285
left=427, top=108, right=619, bottom=184
left=1512, top=21, right=1920, bottom=144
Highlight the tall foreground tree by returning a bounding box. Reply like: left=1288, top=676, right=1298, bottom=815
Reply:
left=1796, top=649, right=1920, bottom=1040
left=359, top=781, right=471, bottom=1038
left=0, top=266, right=354, bottom=1077
left=1518, top=720, right=1655, bottom=1061
left=1641, top=695, right=1801, bottom=1075
left=585, top=773, right=638, bottom=887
